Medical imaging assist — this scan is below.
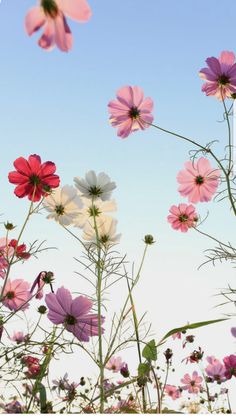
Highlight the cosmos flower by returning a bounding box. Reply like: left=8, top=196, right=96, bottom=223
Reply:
left=167, top=203, right=198, bottom=232
left=9, top=240, right=31, bottom=260
left=74, top=197, right=117, bottom=228
left=74, top=171, right=116, bottom=201
left=83, top=217, right=121, bottom=249
left=10, top=331, right=28, bottom=344
left=108, top=86, right=154, bottom=138
left=223, top=354, right=236, bottom=379
left=172, top=332, right=182, bottom=340
left=199, top=51, right=236, bottom=100
left=45, top=287, right=104, bottom=342
left=231, top=327, right=236, bottom=338
left=177, top=157, right=220, bottom=203
left=8, top=154, right=60, bottom=202
left=105, top=356, right=124, bottom=373
left=25, top=0, right=92, bottom=52
left=165, top=385, right=181, bottom=400
left=0, top=238, right=14, bottom=279
left=205, top=356, right=226, bottom=383
left=181, top=371, right=203, bottom=394
left=44, top=185, right=83, bottom=225
left=1, top=279, right=32, bottom=311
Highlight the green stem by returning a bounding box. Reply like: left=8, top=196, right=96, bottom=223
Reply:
left=127, top=279, right=147, bottom=412
left=91, top=202, right=104, bottom=413
left=221, top=94, right=232, bottom=174
left=149, top=122, right=236, bottom=216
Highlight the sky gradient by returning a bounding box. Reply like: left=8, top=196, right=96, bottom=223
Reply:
left=0, top=0, right=236, bottom=409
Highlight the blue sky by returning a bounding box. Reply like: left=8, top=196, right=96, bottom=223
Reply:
left=0, top=0, right=236, bottom=405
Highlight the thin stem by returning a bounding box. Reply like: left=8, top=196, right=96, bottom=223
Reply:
left=150, top=365, right=161, bottom=413
left=91, top=204, right=104, bottom=413
left=127, top=279, right=147, bottom=412
left=193, top=227, right=235, bottom=250
left=222, top=94, right=232, bottom=174
left=148, top=121, right=236, bottom=216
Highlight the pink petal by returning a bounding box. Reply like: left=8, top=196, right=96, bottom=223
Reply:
left=25, top=6, right=46, bottom=36
left=38, top=20, right=55, bottom=51
left=54, top=14, right=73, bottom=52
left=58, top=0, right=92, bottom=22
left=219, top=51, right=235, bottom=67
left=71, top=296, right=93, bottom=317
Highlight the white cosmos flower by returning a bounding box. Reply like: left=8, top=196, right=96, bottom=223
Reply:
left=44, top=185, right=83, bottom=226
left=74, top=170, right=116, bottom=201
left=83, top=217, right=121, bottom=249
left=74, top=197, right=117, bottom=228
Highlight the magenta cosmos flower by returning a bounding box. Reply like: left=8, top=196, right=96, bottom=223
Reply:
left=8, top=154, right=60, bottom=202
left=205, top=356, right=226, bottom=383
left=165, top=385, right=181, bottom=400
left=199, top=51, right=236, bottom=100
left=181, top=371, right=203, bottom=394
left=45, top=287, right=104, bottom=342
left=223, top=355, right=236, bottom=379
left=108, top=86, right=154, bottom=139
left=25, top=0, right=92, bottom=52
left=167, top=203, right=198, bottom=232
left=177, top=157, right=220, bottom=203
left=1, top=279, right=32, bottom=311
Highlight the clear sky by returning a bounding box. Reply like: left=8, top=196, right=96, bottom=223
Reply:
left=0, top=0, right=236, bottom=410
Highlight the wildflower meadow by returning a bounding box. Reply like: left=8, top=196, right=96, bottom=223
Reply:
left=0, top=0, right=235, bottom=415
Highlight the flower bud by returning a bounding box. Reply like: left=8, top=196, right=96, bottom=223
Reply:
left=38, top=305, right=47, bottom=314
left=144, top=235, right=155, bottom=245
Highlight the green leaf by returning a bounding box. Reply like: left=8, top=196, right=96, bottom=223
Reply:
left=138, top=362, right=150, bottom=376
left=142, top=339, right=157, bottom=361
left=159, top=318, right=227, bottom=344
left=38, top=383, right=47, bottom=413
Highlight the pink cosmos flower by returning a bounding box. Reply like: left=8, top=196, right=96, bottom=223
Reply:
left=177, top=157, right=220, bottom=203
left=11, top=331, right=28, bottom=344
left=223, top=355, right=236, bottom=379
left=167, top=203, right=198, bottom=232
left=25, top=0, right=92, bottom=52
left=0, top=238, right=14, bottom=279
left=181, top=371, right=203, bottom=394
left=172, top=332, right=182, bottom=340
left=45, top=287, right=104, bottom=342
left=108, top=86, right=154, bottom=139
left=165, top=385, right=181, bottom=400
left=9, top=240, right=31, bottom=260
left=1, top=279, right=32, bottom=311
left=30, top=271, right=47, bottom=300
left=199, top=51, right=236, bottom=100
left=205, top=356, right=226, bottom=383
left=8, top=154, right=60, bottom=202
left=105, top=356, right=123, bottom=373
left=231, top=327, right=236, bottom=338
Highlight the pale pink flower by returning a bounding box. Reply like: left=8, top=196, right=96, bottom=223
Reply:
left=167, top=203, right=198, bottom=232
left=177, top=157, right=220, bottom=203
left=11, top=331, right=28, bottom=344
left=199, top=51, right=236, bottom=100
left=165, top=385, right=181, bottom=400
left=1, top=279, right=31, bottom=311
left=181, top=371, right=203, bottom=394
left=205, top=356, right=226, bottom=383
left=25, top=0, right=92, bottom=52
left=0, top=238, right=14, bottom=279
left=45, top=287, right=104, bottom=342
left=105, top=356, right=123, bottom=373
left=172, top=332, right=182, bottom=340
left=108, top=86, right=154, bottom=138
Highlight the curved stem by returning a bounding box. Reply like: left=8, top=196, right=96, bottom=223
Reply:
left=148, top=121, right=236, bottom=216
